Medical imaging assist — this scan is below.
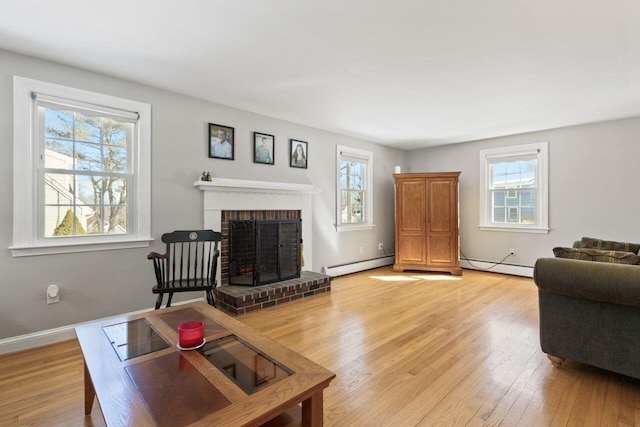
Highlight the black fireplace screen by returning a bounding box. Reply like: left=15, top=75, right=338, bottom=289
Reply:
left=229, top=219, right=301, bottom=286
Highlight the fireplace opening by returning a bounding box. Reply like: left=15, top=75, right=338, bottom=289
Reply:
left=229, top=219, right=301, bottom=286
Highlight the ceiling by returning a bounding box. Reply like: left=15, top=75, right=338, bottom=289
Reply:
left=1, top=1, right=639, bottom=150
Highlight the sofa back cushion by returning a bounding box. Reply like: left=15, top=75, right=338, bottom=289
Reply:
left=553, top=247, right=640, bottom=265
left=580, top=237, right=640, bottom=254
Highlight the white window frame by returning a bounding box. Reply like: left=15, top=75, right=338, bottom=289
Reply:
left=479, top=142, right=549, bottom=234
left=11, top=76, right=152, bottom=257
left=336, top=145, right=374, bottom=232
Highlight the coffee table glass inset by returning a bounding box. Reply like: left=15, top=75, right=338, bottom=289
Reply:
left=102, top=318, right=170, bottom=361
left=202, top=335, right=293, bottom=394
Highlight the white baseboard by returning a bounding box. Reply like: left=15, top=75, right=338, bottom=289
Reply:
left=460, top=259, right=533, bottom=278
left=0, top=298, right=203, bottom=355
left=322, top=255, right=395, bottom=277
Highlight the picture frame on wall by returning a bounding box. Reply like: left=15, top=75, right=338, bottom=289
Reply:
left=253, top=132, right=274, bottom=165
left=209, top=123, right=234, bottom=160
left=290, top=139, right=308, bottom=169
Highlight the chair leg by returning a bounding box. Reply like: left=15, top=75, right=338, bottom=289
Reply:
left=166, top=292, right=174, bottom=308
left=155, top=293, right=163, bottom=310
left=206, top=290, right=215, bottom=306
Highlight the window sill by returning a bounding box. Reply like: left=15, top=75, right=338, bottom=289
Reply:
left=478, top=225, right=549, bottom=234
left=10, top=238, right=153, bottom=257
left=336, top=224, right=375, bottom=233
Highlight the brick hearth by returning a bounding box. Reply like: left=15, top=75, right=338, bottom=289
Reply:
left=214, top=271, right=331, bottom=315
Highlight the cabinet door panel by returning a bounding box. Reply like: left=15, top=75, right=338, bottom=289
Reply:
left=428, top=235, right=454, bottom=264
left=428, top=180, right=453, bottom=232
left=396, top=179, right=425, bottom=264
left=426, top=178, right=456, bottom=266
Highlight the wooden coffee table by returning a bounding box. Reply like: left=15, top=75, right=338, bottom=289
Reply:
left=75, top=302, right=335, bottom=426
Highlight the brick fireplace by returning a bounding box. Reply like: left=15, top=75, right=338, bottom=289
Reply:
left=195, top=178, right=331, bottom=315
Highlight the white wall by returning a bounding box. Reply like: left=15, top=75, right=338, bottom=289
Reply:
left=407, top=117, right=640, bottom=271
left=0, top=48, right=405, bottom=341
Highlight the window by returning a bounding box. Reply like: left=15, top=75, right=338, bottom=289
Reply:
left=479, top=142, right=549, bottom=233
left=11, top=76, right=152, bottom=256
left=336, top=145, right=374, bottom=231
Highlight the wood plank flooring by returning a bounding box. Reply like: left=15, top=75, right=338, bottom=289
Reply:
left=1, top=267, right=639, bottom=426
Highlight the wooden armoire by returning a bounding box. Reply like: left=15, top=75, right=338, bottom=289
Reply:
left=393, top=172, right=461, bottom=275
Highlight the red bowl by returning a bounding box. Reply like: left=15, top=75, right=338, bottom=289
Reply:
left=178, top=321, right=204, bottom=348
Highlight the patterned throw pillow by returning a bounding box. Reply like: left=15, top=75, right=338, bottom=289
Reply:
left=580, top=237, right=640, bottom=254
left=553, top=247, right=640, bottom=265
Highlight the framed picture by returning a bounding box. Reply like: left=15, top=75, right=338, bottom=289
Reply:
left=209, top=123, right=234, bottom=160
left=253, top=132, right=274, bottom=165
left=290, top=139, right=308, bottom=169
left=254, top=354, right=276, bottom=386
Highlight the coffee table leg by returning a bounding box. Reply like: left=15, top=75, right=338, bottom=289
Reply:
left=84, top=359, right=96, bottom=415
left=301, top=390, right=324, bottom=426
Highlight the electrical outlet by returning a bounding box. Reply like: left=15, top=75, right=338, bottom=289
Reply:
left=509, top=248, right=516, bottom=255
left=47, top=284, right=60, bottom=304
left=378, top=243, right=384, bottom=251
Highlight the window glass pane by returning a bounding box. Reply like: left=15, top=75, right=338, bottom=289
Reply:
left=520, top=190, right=534, bottom=207
left=103, top=145, right=127, bottom=173
left=104, top=206, right=127, bottom=234
left=493, top=191, right=505, bottom=207
left=506, top=197, right=519, bottom=207
left=102, top=177, right=127, bottom=205
left=45, top=206, right=88, bottom=237
left=76, top=141, right=102, bottom=171
left=85, top=206, right=102, bottom=234
left=45, top=109, right=73, bottom=140
left=349, top=207, right=363, bottom=222
left=507, top=207, right=519, bottom=222
left=521, top=208, right=535, bottom=224
left=74, top=112, right=101, bottom=144
left=44, top=173, right=74, bottom=204
left=76, top=175, right=100, bottom=205
left=490, top=158, right=536, bottom=189
left=349, top=174, right=362, bottom=190
left=45, top=139, right=75, bottom=169
left=340, top=173, right=348, bottom=188
left=493, top=207, right=505, bottom=223
left=350, top=191, right=363, bottom=209
left=490, top=163, right=507, bottom=188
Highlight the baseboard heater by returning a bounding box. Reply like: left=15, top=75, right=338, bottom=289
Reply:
left=460, top=259, right=533, bottom=278
left=322, top=255, right=395, bottom=277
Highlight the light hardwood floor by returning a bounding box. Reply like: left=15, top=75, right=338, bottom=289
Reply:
left=1, top=267, right=639, bottom=426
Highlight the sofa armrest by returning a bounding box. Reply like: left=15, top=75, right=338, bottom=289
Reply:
left=533, top=257, right=640, bottom=308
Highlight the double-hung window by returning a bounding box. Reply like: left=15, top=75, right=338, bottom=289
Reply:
left=479, top=142, right=549, bottom=233
left=11, top=76, right=152, bottom=256
left=336, top=145, right=374, bottom=231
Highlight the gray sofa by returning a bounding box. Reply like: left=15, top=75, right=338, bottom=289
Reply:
left=533, top=240, right=640, bottom=379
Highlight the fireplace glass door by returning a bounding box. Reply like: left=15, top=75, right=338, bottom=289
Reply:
left=230, top=219, right=301, bottom=286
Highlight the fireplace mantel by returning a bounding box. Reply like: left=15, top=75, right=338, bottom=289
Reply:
left=194, top=179, right=320, bottom=195
left=196, top=178, right=317, bottom=281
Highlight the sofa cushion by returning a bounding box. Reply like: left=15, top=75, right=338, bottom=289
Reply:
left=580, top=237, right=640, bottom=254
left=553, top=247, right=640, bottom=265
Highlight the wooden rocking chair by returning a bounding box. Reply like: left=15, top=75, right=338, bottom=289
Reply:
left=147, top=230, right=222, bottom=310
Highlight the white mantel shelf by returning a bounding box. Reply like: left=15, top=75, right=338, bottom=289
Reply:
left=195, top=178, right=320, bottom=194
left=196, top=177, right=317, bottom=273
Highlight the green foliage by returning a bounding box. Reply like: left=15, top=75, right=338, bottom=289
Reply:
left=53, top=209, right=86, bottom=236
